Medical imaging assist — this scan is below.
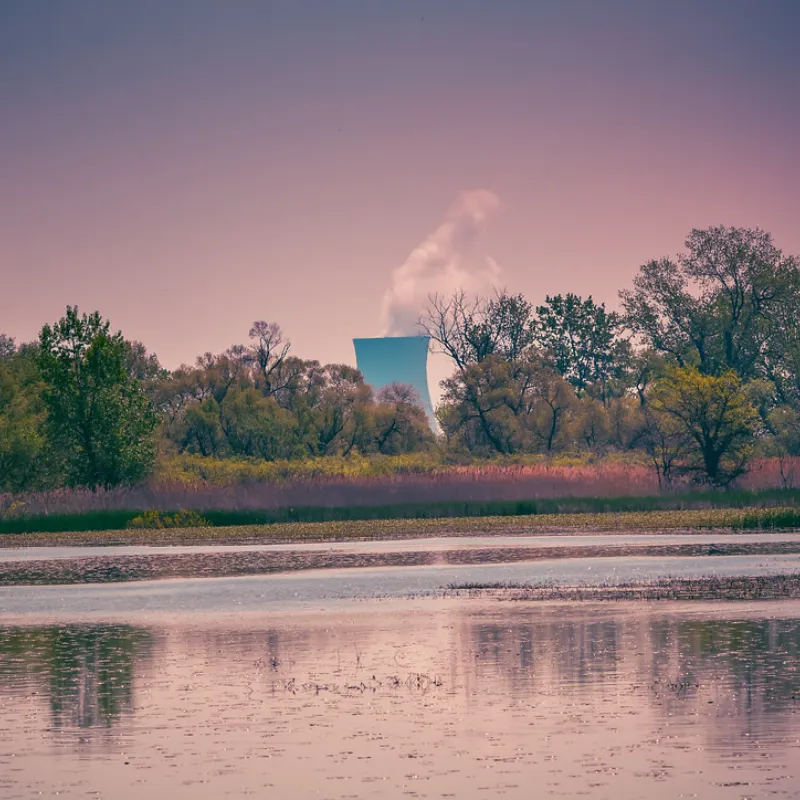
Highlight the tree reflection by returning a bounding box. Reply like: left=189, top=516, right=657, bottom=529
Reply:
left=460, top=612, right=799, bottom=721
left=0, top=625, right=154, bottom=729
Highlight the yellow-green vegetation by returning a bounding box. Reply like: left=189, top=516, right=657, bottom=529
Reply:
left=153, top=450, right=636, bottom=485
left=127, top=509, right=212, bottom=529
left=3, top=506, right=799, bottom=548
left=154, top=451, right=447, bottom=485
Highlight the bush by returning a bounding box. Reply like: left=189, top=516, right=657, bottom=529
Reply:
left=127, top=510, right=213, bottom=529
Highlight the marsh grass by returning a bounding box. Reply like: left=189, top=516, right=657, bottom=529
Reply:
left=3, top=491, right=800, bottom=535
left=444, top=574, right=800, bottom=601
left=4, top=506, right=800, bottom=547
left=2, top=455, right=800, bottom=534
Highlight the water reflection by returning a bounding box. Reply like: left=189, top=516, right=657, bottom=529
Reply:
left=0, top=604, right=798, bottom=798
left=0, top=625, right=154, bottom=729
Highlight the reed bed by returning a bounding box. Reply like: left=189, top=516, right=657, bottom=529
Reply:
left=5, top=455, right=800, bottom=519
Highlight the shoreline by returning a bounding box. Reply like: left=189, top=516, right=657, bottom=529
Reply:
left=2, top=538, right=800, bottom=586
left=3, top=506, right=800, bottom=548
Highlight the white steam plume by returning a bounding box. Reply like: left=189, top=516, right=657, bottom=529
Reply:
left=382, top=189, right=501, bottom=336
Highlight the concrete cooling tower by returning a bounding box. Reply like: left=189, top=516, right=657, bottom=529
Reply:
left=353, top=336, right=435, bottom=421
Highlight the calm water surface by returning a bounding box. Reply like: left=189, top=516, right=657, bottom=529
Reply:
left=0, top=599, right=798, bottom=799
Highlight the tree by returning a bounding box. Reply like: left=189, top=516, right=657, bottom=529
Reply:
left=124, top=341, right=166, bottom=382
left=304, top=364, right=369, bottom=456
left=533, top=293, right=630, bottom=398
left=248, top=321, right=292, bottom=396
left=649, top=367, right=759, bottom=486
left=765, top=405, right=800, bottom=488
left=0, top=334, right=15, bottom=361
left=620, top=226, right=800, bottom=382
left=37, top=307, right=159, bottom=488
left=419, top=289, right=535, bottom=369
left=0, top=347, right=48, bottom=492
left=641, top=403, right=690, bottom=490
left=439, top=356, right=524, bottom=455
left=220, top=389, right=298, bottom=459
left=438, top=354, right=575, bottom=455
left=526, top=368, right=575, bottom=452
left=182, top=397, right=225, bottom=456
left=373, top=384, right=435, bottom=454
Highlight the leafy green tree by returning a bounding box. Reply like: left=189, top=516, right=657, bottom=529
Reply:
left=124, top=341, right=166, bottom=382
left=620, top=226, right=800, bottom=383
left=220, top=388, right=298, bottom=459
left=439, top=356, right=525, bottom=455
left=649, top=367, right=759, bottom=486
left=0, top=347, right=49, bottom=492
left=182, top=397, right=225, bottom=456
left=533, top=293, right=630, bottom=398
left=306, top=364, right=372, bottom=456
left=438, top=354, right=575, bottom=455
left=37, top=307, right=159, bottom=488
left=373, top=384, right=435, bottom=455
left=0, top=334, right=16, bottom=361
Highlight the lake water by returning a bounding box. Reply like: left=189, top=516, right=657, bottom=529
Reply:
left=1, top=598, right=799, bottom=799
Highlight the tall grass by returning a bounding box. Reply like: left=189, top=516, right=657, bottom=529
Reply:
left=2, top=453, right=799, bottom=525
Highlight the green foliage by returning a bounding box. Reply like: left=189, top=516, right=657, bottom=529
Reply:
left=738, top=507, right=800, bottom=530
left=439, top=355, right=576, bottom=455
left=127, top=510, right=212, bottom=529
left=221, top=389, right=299, bottom=459
left=37, top=307, right=159, bottom=489
left=4, top=494, right=800, bottom=536
left=650, top=367, right=759, bottom=486
left=620, top=226, right=800, bottom=387
left=533, top=293, right=630, bottom=396
left=182, top=397, right=225, bottom=456
left=155, top=450, right=445, bottom=485
left=0, top=344, right=49, bottom=492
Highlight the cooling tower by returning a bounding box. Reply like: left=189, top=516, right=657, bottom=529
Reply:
left=353, top=336, right=435, bottom=421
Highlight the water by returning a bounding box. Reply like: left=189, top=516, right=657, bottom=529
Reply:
left=1, top=554, right=799, bottom=615
left=1, top=599, right=799, bottom=798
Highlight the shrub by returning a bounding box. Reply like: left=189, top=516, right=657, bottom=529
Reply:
left=127, top=509, right=212, bottom=529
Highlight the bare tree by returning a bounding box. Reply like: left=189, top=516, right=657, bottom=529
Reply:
left=419, top=289, right=535, bottom=370
left=248, top=321, right=292, bottom=396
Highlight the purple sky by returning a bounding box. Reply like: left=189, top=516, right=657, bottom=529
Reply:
left=2, top=1, right=799, bottom=375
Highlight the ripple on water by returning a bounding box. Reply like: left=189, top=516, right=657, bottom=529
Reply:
left=0, top=601, right=799, bottom=798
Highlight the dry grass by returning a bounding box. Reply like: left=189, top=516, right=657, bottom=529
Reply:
left=3, top=455, right=799, bottom=521
left=0, top=457, right=680, bottom=517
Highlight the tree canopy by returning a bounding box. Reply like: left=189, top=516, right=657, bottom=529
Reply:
left=37, top=307, right=159, bottom=489
left=1, top=224, right=799, bottom=496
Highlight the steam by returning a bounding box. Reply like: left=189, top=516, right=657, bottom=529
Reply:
left=382, top=189, right=501, bottom=336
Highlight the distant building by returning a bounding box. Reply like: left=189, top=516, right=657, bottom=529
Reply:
left=352, top=336, right=435, bottom=422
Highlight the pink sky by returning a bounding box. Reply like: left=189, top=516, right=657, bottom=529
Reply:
left=2, top=2, right=798, bottom=374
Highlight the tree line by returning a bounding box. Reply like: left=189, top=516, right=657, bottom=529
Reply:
left=2, top=225, right=799, bottom=492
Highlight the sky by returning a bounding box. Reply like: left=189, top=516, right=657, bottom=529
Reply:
left=2, top=1, right=799, bottom=385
